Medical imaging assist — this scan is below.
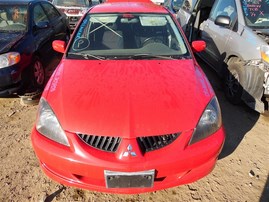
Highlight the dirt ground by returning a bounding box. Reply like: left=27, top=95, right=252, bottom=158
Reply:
left=0, top=59, right=268, bottom=202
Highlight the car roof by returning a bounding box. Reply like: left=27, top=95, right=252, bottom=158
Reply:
left=90, top=0, right=168, bottom=14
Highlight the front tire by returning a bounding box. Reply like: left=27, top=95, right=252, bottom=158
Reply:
left=31, top=56, right=45, bottom=91
left=224, top=58, right=245, bottom=104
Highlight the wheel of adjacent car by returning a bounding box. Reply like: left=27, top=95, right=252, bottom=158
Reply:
left=31, top=56, right=45, bottom=90
left=19, top=90, right=42, bottom=106
left=224, top=58, right=245, bottom=104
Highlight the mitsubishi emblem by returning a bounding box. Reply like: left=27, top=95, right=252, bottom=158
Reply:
left=123, top=144, right=137, bottom=157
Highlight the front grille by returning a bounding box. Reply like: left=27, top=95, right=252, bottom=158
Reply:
left=77, top=134, right=121, bottom=152
left=137, top=133, right=180, bottom=153
left=68, top=16, right=79, bottom=22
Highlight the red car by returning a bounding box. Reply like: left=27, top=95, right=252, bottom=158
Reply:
left=31, top=0, right=225, bottom=194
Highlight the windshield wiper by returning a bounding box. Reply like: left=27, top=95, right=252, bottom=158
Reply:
left=130, top=54, right=177, bottom=60
left=67, top=52, right=105, bottom=60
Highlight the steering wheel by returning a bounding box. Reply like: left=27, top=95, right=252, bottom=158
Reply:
left=13, top=22, right=26, bottom=27
left=142, top=37, right=164, bottom=46
left=0, top=16, right=10, bottom=25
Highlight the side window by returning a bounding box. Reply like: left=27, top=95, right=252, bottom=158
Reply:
left=210, top=0, right=237, bottom=22
left=33, top=4, right=49, bottom=24
left=41, top=3, right=61, bottom=22
left=182, top=0, right=192, bottom=12
left=181, top=0, right=198, bottom=12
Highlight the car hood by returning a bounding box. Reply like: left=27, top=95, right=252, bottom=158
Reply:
left=44, top=59, right=214, bottom=138
left=0, top=32, right=24, bottom=54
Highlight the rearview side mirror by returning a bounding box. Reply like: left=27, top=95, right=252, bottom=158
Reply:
left=215, top=15, right=231, bottom=28
left=35, top=21, right=50, bottom=30
left=191, top=40, right=206, bottom=53
left=52, top=40, right=66, bottom=53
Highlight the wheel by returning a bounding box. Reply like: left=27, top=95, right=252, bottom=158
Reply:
left=14, top=22, right=26, bottom=27
left=18, top=56, right=45, bottom=96
left=22, top=57, right=45, bottom=94
left=30, top=57, right=45, bottom=91
left=224, top=58, right=245, bottom=104
left=142, top=37, right=163, bottom=46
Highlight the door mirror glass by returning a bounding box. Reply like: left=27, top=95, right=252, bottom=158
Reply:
left=53, top=40, right=66, bottom=53
left=191, top=40, right=206, bottom=52
left=214, top=15, right=230, bottom=28
left=35, top=21, right=50, bottom=29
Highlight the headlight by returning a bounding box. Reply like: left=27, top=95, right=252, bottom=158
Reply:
left=0, top=52, right=20, bottom=69
left=36, top=98, right=70, bottom=146
left=261, top=45, right=269, bottom=65
left=189, top=96, right=222, bottom=145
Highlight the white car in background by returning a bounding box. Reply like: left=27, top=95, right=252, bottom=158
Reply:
left=52, top=0, right=99, bottom=30
left=176, top=0, right=269, bottom=113
left=151, top=0, right=165, bottom=5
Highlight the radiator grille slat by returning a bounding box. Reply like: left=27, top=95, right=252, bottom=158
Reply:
left=137, top=133, right=180, bottom=153
left=110, top=137, right=119, bottom=152
left=105, top=137, right=113, bottom=151
left=77, top=132, right=180, bottom=153
left=77, top=134, right=121, bottom=152
left=99, top=136, right=107, bottom=149
left=90, top=135, right=95, bottom=145
left=95, top=136, right=101, bottom=147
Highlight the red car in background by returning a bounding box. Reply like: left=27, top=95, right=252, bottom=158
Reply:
left=31, top=0, right=225, bottom=194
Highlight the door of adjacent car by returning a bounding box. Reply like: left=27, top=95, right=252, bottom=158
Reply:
left=176, top=0, right=199, bottom=32
left=32, top=3, right=55, bottom=62
left=199, top=0, right=237, bottom=73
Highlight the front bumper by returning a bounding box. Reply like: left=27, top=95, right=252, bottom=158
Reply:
left=66, top=15, right=82, bottom=30
left=0, top=65, right=21, bottom=96
left=240, top=62, right=269, bottom=112
left=31, top=127, right=225, bottom=194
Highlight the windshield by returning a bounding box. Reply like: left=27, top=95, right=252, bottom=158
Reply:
left=0, top=5, right=27, bottom=31
left=241, top=0, right=269, bottom=28
left=68, top=13, right=189, bottom=60
left=53, top=0, right=88, bottom=7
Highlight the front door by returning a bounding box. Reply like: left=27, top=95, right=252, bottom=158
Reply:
left=199, top=0, right=237, bottom=73
left=32, top=2, right=54, bottom=62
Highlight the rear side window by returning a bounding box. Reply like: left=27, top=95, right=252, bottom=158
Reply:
left=181, top=0, right=198, bottom=12
left=41, top=3, right=60, bottom=21
left=33, top=4, right=49, bottom=24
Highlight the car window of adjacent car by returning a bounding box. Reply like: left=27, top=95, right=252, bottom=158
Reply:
left=181, top=0, right=197, bottom=12
left=53, top=0, right=88, bottom=7
left=33, top=4, right=49, bottom=25
left=209, top=0, right=236, bottom=22
left=41, top=3, right=61, bottom=22
left=240, top=0, right=269, bottom=28
left=0, top=4, right=28, bottom=31
left=67, top=13, right=190, bottom=60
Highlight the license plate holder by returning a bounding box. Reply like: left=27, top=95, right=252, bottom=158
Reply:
left=104, top=170, right=155, bottom=188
